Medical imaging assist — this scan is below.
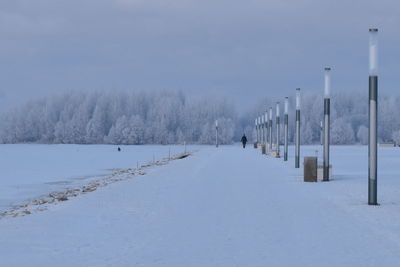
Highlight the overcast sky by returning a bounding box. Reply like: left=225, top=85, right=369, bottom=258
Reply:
left=0, top=0, right=399, bottom=112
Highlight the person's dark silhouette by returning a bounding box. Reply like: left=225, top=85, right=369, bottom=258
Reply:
left=118, top=147, right=121, bottom=152
left=241, top=134, right=248, bottom=148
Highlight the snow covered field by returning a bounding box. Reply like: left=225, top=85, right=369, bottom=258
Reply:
left=0, top=144, right=189, bottom=210
left=1, top=144, right=400, bottom=266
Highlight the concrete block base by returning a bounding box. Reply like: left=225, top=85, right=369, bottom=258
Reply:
left=261, top=145, right=266, bottom=154
left=269, top=151, right=280, bottom=158
left=317, top=165, right=333, bottom=181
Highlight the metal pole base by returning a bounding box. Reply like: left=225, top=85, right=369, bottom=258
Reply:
left=323, top=98, right=330, bottom=182
left=295, top=110, right=300, bottom=169
left=368, top=75, right=378, bottom=206
left=368, top=179, right=378, bottom=205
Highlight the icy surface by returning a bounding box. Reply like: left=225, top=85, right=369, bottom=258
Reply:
left=0, top=144, right=189, bottom=209
left=1, top=144, right=400, bottom=266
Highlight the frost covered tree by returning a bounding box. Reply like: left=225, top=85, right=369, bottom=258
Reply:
left=105, top=115, right=130, bottom=145
left=357, top=125, right=368, bottom=145
left=126, top=115, right=145, bottom=144
left=331, top=118, right=355, bottom=145
left=0, top=90, right=236, bottom=145
left=391, top=130, right=400, bottom=146
left=2, top=90, right=400, bottom=145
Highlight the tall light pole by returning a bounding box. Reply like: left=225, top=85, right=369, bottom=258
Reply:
left=257, top=117, right=260, bottom=146
left=255, top=118, right=258, bottom=145
left=265, top=110, right=268, bottom=146
left=276, top=102, right=281, bottom=157
left=259, top=116, right=262, bottom=145
left=215, top=119, right=219, bottom=147
left=323, top=67, right=331, bottom=182
left=284, top=97, right=289, bottom=161
left=269, top=107, right=273, bottom=151
left=369, top=28, right=378, bottom=205
left=295, top=88, right=301, bottom=168
left=262, top=115, right=266, bottom=145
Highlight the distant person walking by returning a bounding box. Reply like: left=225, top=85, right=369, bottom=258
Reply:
left=241, top=134, right=248, bottom=148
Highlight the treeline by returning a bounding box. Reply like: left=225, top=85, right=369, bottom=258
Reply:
left=243, top=91, right=400, bottom=145
left=0, top=91, right=237, bottom=145
left=1, top=90, right=400, bottom=145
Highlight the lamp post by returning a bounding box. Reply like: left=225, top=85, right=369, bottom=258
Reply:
left=259, top=116, right=262, bottom=145
left=276, top=102, right=281, bottom=157
left=255, top=118, right=258, bottom=145
left=215, top=120, right=219, bottom=148
left=257, top=117, right=260, bottom=146
left=295, top=88, right=301, bottom=168
left=284, top=97, right=289, bottom=161
left=265, top=110, right=268, bottom=146
left=323, top=67, right=331, bottom=181
left=369, top=28, right=378, bottom=205
left=263, top=115, right=267, bottom=145
left=269, top=107, right=273, bottom=151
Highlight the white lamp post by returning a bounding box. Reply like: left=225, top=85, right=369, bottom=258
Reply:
left=284, top=97, right=289, bottom=161
left=215, top=119, right=219, bottom=148
left=255, top=118, right=258, bottom=145
left=276, top=102, right=281, bottom=157
left=265, top=110, right=268, bottom=146
left=295, top=88, right=301, bottom=168
left=269, top=107, right=273, bottom=151
left=369, top=28, right=378, bottom=205
left=323, top=67, right=331, bottom=181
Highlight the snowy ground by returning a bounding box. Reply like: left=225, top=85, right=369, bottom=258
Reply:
left=0, top=144, right=189, bottom=210
left=1, top=144, right=400, bottom=266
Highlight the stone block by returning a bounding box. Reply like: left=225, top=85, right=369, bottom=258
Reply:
left=304, top=157, right=317, bottom=182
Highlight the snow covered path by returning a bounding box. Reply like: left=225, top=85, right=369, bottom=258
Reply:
left=1, top=146, right=400, bottom=266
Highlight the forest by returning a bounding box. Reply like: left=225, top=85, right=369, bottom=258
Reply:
left=0, top=90, right=399, bottom=145
left=246, top=91, right=400, bottom=145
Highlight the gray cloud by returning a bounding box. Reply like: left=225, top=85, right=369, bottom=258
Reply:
left=0, top=0, right=399, bottom=112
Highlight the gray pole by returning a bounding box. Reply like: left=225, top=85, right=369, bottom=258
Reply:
left=323, top=68, right=331, bottom=182
left=265, top=111, right=268, bottom=146
left=259, top=116, right=262, bottom=145
left=260, top=118, right=262, bottom=145
left=369, top=28, right=378, bottom=205
left=295, top=88, right=301, bottom=168
left=284, top=97, right=289, bottom=161
left=258, top=117, right=262, bottom=145
left=215, top=120, right=219, bottom=148
left=260, top=116, right=263, bottom=145
left=276, top=102, right=281, bottom=157
left=265, top=110, right=269, bottom=146
left=255, top=118, right=258, bottom=145
left=260, top=117, right=262, bottom=145
left=269, top=107, right=273, bottom=151
left=257, top=117, right=260, bottom=145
